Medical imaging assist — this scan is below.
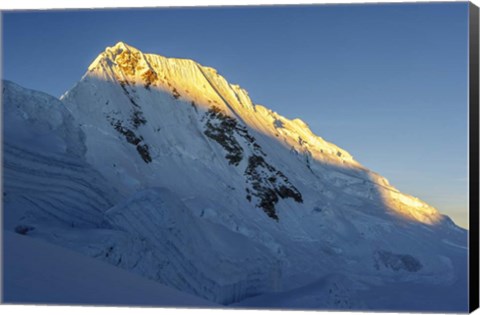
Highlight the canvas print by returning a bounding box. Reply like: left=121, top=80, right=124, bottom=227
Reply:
left=1, top=1, right=479, bottom=313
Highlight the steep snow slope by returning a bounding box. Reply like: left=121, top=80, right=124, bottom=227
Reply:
left=105, top=188, right=281, bottom=304
left=3, top=80, right=119, bottom=229
left=3, top=81, right=172, bottom=302
left=2, top=42, right=469, bottom=310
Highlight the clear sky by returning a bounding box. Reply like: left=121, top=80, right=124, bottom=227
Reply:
left=2, top=2, right=470, bottom=227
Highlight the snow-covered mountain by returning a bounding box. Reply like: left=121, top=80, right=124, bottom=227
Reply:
left=2, top=42, right=469, bottom=311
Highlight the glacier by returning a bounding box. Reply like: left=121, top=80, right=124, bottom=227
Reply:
left=2, top=42, right=469, bottom=311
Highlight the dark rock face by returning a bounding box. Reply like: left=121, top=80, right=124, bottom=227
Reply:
left=245, top=155, right=303, bottom=220
left=115, top=50, right=141, bottom=76
left=374, top=250, right=423, bottom=272
left=107, top=79, right=152, bottom=163
left=14, top=225, right=35, bottom=235
left=142, top=69, right=157, bottom=89
left=110, top=119, right=152, bottom=163
left=131, top=109, right=147, bottom=128
left=204, top=106, right=244, bottom=166
left=172, top=88, right=181, bottom=99
left=203, top=106, right=303, bottom=220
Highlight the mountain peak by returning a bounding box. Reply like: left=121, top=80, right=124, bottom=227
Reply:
left=70, top=42, right=446, bottom=227
left=87, top=41, right=144, bottom=73
left=108, top=41, right=140, bottom=54
left=81, top=43, right=379, bottom=174
left=112, top=41, right=130, bottom=49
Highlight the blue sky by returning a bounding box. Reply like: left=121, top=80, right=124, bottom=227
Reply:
left=2, top=2, right=470, bottom=227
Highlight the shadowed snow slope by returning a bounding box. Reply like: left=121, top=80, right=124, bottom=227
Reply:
left=2, top=42, right=469, bottom=310
left=3, top=80, right=120, bottom=229
left=3, top=231, right=216, bottom=307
